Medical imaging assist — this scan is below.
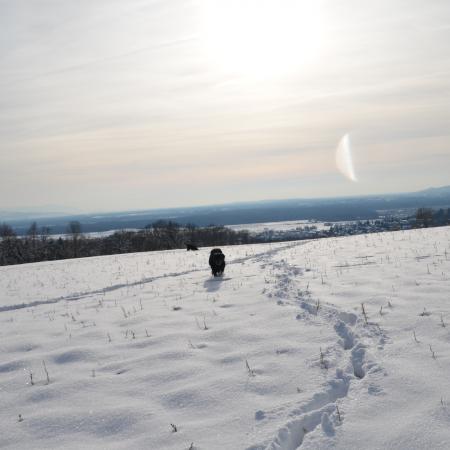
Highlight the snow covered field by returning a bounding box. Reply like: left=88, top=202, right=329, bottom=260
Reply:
left=1, top=227, right=450, bottom=449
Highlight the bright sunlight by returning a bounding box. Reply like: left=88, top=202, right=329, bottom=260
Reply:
left=200, top=0, right=323, bottom=78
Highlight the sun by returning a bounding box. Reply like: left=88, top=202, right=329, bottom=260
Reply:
left=199, top=0, right=323, bottom=79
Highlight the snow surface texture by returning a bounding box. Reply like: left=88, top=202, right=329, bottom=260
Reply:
left=1, top=227, right=450, bottom=449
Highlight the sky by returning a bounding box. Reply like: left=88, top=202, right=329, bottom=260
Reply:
left=1, top=0, right=450, bottom=213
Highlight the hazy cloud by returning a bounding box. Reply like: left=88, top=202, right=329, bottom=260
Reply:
left=1, top=0, right=450, bottom=212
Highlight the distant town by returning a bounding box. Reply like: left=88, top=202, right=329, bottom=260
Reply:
left=247, top=208, right=449, bottom=242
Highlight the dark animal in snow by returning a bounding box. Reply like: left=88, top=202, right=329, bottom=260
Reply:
left=209, top=248, right=225, bottom=276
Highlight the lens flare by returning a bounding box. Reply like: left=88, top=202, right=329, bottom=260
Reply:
left=336, top=134, right=357, bottom=182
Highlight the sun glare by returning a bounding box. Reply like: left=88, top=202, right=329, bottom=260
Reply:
left=200, top=0, right=323, bottom=78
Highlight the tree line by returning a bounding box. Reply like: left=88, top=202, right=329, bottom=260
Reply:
left=415, top=207, right=450, bottom=228
left=0, top=220, right=256, bottom=266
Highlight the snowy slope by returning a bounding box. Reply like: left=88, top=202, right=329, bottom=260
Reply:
left=1, top=227, right=449, bottom=449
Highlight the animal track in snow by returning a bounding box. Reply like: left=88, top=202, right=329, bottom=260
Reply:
left=350, top=343, right=366, bottom=379
left=256, top=243, right=383, bottom=449
left=334, top=320, right=355, bottom=350
left=261, top=369, right=350, bottom=450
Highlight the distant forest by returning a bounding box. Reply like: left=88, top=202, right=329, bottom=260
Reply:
left=0, top=208, right=448, bottom=266
left=0, top=220, right=258, bottom=266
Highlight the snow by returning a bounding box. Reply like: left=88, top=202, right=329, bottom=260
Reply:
left=1, top=227, right=450, bottom=449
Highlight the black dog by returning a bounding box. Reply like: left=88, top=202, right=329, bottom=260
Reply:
left=185, top=243, right=199, bottom=251
left=209, top=248, right=225, bottom=276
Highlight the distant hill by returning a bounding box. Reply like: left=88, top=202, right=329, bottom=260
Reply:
left=3, top=186, right=450, bottom=235
left=414, top=186, right=450, bottom=197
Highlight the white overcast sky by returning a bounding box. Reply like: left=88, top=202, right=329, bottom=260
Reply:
left=1, top=0, right=450, bottom=213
